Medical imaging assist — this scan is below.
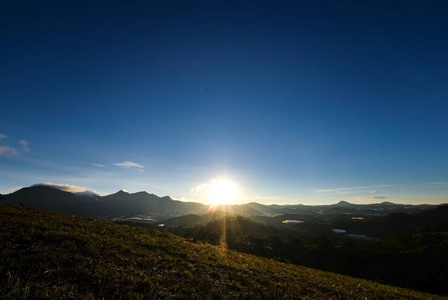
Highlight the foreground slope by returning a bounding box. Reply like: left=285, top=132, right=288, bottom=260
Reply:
left=0, top=205, right=444, bottom=299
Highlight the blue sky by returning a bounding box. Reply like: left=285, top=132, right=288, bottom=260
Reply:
left=1, top=1, right=447, bottom=205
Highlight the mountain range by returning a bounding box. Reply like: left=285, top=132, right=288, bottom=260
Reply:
left=2, top=185, right=445, bottom=222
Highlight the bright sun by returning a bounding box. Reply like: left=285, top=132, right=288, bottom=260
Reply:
left=208, top=179, right=238, bottom=206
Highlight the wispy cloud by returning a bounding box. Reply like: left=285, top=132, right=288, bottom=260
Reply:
left=112, top=161, right=144, bottom=168
left=239, top=195, right=282, bottom=201
left=368, top=196, right=392, bottom=200
left=370, top=190, right=379, bottom=194
left=0, top=136, right=30, bottom=155
left=91, top=163, right=105, bottom=167
left=19, top=140, right=30, bottom=152
left=8, top=186, right=22, bottom=192
left=315, top=185, right=395, bottom=193
left=75, top=190, right=100, bottom=196
left=191, top=183, right=208, bottom=194
left=0, top=146, right=18, bottom=156
left=33, top=182, right=89, bottom=193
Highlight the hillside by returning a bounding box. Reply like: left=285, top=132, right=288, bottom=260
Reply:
left=1, top=205, right=445, bottom=299
left=156, top=214, right=448, bottom=294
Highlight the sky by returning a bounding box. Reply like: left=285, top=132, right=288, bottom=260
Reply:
left=1, top=1, right=448, bottom=205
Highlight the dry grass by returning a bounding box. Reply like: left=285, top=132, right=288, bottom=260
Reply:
left=1, top=204, right=445, bottom=299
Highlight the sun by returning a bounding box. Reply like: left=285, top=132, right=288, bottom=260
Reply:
left=208, top=179, right=238, bottom=206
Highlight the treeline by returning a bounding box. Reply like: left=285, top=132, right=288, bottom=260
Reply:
left=160, top=216, right=448, bottom=295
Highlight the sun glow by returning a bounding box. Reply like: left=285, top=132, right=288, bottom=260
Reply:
left=208, top=179, right=238, bottom=206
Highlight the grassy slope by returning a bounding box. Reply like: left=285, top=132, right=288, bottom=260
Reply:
left=0, top=205, right=445, bottom=300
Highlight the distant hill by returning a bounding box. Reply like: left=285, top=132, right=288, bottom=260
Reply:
left=330, top=205, right=448, bottom=237
left=1, top=204, right=442, bottom=299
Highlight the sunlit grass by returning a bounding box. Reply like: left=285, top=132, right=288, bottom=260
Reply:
left=0, top=204, right=444, bottom=299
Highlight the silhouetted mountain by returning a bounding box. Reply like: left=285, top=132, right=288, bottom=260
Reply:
left=100, top=190, right=207, bottom=216
left=335, top=200, right=354, bottom=206
left=2, top=185, right=446, bottom=224
left=75, top=190, right=100, bottom=200
left=2, top=186, right=208, bottom=218
left=3, top=186, right=104, bottom=217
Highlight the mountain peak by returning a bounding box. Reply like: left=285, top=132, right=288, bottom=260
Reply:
left=380, top=201, right=395, bottom=205
left=75, top=190, right=99, bottom=197
left=335, top=200, right=353, bottom=206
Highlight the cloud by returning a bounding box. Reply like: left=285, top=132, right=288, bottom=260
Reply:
left=370, top=190, right=379, bottom=194
left=19, top=140, right=30, bottom=152
left=0, top=136, right=30, bottom=155
left=91, top=163, right=105, bottom=167
left=32, top=182, right=89, bottom=193
left=0, top=146, right=18, bottom=156
left=315, top=184, right=395, bottom=193
left=368, top=196, right=392, bottom=200
left=191, top=183, right=208, bottom=194
left=239, top=195, right=282, bottom=201
left=75, top=190, right=100, bottom=196
left=8, top=186, right=22, bottom=192
left=112, top=161, right=144, bottom=168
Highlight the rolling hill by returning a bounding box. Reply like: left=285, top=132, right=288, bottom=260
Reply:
left=1, top=204, right=444, bottom=299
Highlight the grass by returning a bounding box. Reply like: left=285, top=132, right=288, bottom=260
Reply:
left=0, top=204, right=445, bottom=299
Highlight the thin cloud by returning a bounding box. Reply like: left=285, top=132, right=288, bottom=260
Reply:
left=0, top=146, right=18, bottom=156
left=19, top=140, right=30, bottom=152
left=315, top=184, right=395, bottom=193
left=370, top=190, right=379, bottom=194
left=240, top=195, right=282, bottom=201
left=8, top=186, right=22, bottom=192
left=191, top=183, right=208, bottom=194
left=91, top=163, right=105, bottom=167
left=33, top=182, right=89, bottom=193
left=75, top=190, right=100, bottom=196
left=189, top=180, right=223, bottom=203
left=0, top=136, right=29, bottom=155
left=368, top=196, right=392, bottom=200
left=112, top=161, right=144, bottom=168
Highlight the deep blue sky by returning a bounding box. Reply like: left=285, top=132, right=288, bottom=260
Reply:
left=1, top=1, right=447, bottom=204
